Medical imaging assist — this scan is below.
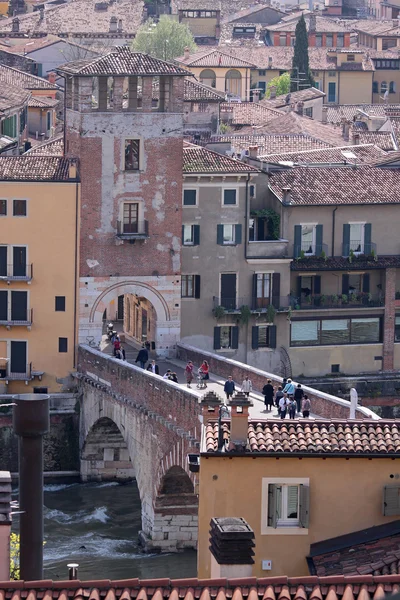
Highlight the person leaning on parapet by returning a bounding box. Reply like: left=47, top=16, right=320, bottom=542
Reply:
left=147, top=359, right=159, bottom=375
left=224, top=376, right=235, bottom=402
left=135, top=345, right=149, bottom=369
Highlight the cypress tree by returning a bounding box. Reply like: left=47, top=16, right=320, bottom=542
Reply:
left=291, top=14, right=314, bottom=92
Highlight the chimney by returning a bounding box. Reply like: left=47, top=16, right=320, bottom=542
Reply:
left=12, top=17, right=19, bottom=32
left=184, top=46, right=190, bottom=60
left=352, top=131, right=360, bottom=145
left=252, top=88, right=260, bottom=102
left=48, top=71, right=56, bottom=84
left=322, top=105, right=328, bottom=124
left=209, top=517, right=255, bottom=578
left=68, top=160, right=77, bottom=179
left=0, top=471, right=12, bottom=581
left=228, top=392, right=252, bottom=449
left=249, top=145, right=258, bottom=159
left=296, top=100, right=304, bottom=116
left=39, top=7, right=44, bottom=19
left=268, top=56, right=273, bottom=68
left=309, top=13, right=316, bottom=32
left=282, top=186, right=291, bottom=205
left=342, top=120, right=350, bottom=141
left=393, top=18, right=399, bottom=27
left=200, top=390, right=222, bottom=423
left=117, top=18, right=122, bottom=32
left=269, top=85, right=276, bottom=99
left=109, top=15, right=117, bottom=32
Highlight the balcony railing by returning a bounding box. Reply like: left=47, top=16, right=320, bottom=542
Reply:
left=291, top=293, right=384, bottom=310
left=342, top=242, right=377, bottom=258
left=294, top=243, right=329, bottom=259
left=213, top=296, right=291, bottom=312
left=0, top=264, right=33, bottom=281
left=0, top=362, right=32, bottom=381
left=0, top=309, right=33, bottom=327
left=116, top=220, right=149, bottom=239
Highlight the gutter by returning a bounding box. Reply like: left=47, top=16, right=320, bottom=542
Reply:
left=200, top=451, right=400, bottom=459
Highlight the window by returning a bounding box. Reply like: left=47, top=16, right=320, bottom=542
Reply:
left=266, top=481, right=309, bottom=530
left=279, top=34, right=286, bottom=46
left=256, top=273, right=271, bottom=308
left=1, top=114, right=17, bottom=138
left=328, top=81, right=336, bottom=103
left=259, top=70, right=266, bottom=76
left=214, top=325, right=239, bottom=350
left=290, top=317, right=381, bottom=346
left=249, top=184, right=256, bottom=198
left=252, top=325, right=277, bottom=349
left=326, top=34, right=333, bottom=46
left=348, top=274, right=362, bottom=294
left=181, top=274, right=200, bottom=298
left=347, top=54, right=355, bottom=61
left=199, top=69, right=216, bottom=88
left=373, top=81, right=378, bottom=93
left=13, top=199, right=26, bottom=216
left=315, top=34, right=322, bottom=47
left=381, top=81, right=388, bottom=93
left=304, top=107, right=313, bottom=118
left=183, top=189, right=197, bottom=206
left=124, top=139, right=140, bottom=171
left=182, top=224, right=200, bottom=246
left=337, top=33, right=344, bottom=47
left=223, top=224, right=235, bottom=244
left=349, top=222, right=365, bottom=253
left=328, top=70, right=336, bottom=77
left=0, top=200, right=6, bottom=216
left=59, top=337, right=68, bottom=353
left=223, top=189, right=237, bottom=205
left=301, top=224, right=316, bottom=255
left=390, top=81, right=396, bottom=93
left=395, top=316, right=400, bottom=342
left=123, top=202, right=139, bottom=233
left=55, top=296, right=66, bottom=311
left=217, top=224, right=242, bottom=245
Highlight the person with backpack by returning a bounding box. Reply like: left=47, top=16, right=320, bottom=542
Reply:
left=262, top=379, right=274, bottom=411
left=289, top=397, right=297, bottom=419
left=302, top=395, right=311, bottom=418
left=294, top=384, right=304, bottom=413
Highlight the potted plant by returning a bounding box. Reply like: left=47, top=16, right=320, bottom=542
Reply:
left=348, top=249, right=354, bottom=263
left=213, top=305, right=225, bottom=319
left=341, top=294, right=348, bottom=304
left=267, top=304, right=276, bottom=324
left=332, top=294, right=339, bottom=306
left=238, top=305, right=251, bottom=325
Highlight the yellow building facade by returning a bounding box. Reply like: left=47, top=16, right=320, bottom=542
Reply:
left=0, top=156, right=80, bottom=393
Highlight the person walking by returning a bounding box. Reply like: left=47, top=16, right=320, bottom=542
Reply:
left=262, top=379, right=274, bottom=411
left=224, top=376, right=235, bottom=402
left=135, top=345, right=149, bottom=369
left=289, top=397, right=297, bottom=419
left=241, top=375, right=252, bottom=397
left=113, top=336, right=121, bottom=357
left=275, top=385, right=284, bottom=408
left=185, top=361, right=194, bottom=387
left=283, top=378, right=295, bottom=397
left=302, top=395, right=311, bottom=418
left=279, top=392, right=289, bottom=419
left=147, top=359, right=159, bottom=375
left=294, top=384, right=304, bottom=413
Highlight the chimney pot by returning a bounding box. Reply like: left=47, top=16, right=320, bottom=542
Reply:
left=184, top=46, right=190, bottom=60
left=322, top=105, right=328, bottom=124
left=353, top=132, right=360, bottom=145
left=296, top=100, right=304, bottom=116
left=12, top=17, right=19, bottom=32
left=67, top=563, right=79, bottom=580
left=282, top=186, right=291, bottom=205
left=109, top=16, right=117, bottom=32
left=200, top=390, right=222, bottom=422
left=269, top=85, right=276, bottom=99
left=209, top=517, right=255, bottom=578
left=393, top=18, right=399, bottom=27
left=248, top=145, right=258, bottom=159
left=268, top=56, right=273, bottom=68
left=228, top=392, right=252, bottom=448
left=118, top=18, right=122, bottom=31
left=68, top=160, right=77, bottom=180
left=48, top=71, right=56, bottom=84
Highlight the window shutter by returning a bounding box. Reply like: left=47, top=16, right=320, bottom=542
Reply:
left=193, top=225, right=200, bottom=246
left=252, top=326, right=259, bottom=350
left=194, top=275, right=201, bottom=299
left=231, top=326, right=239, bottom=349
left=235, top=224, right=242, bottom=245
left=181, top=225, right=184, bottom=244
left=343, top=224, right=350, bottom=256
left=364, top=223, right=372, bottom=255
left=272, top=272, right=281, bottom=308
left=342, top=274, right=349, bottom=296
left=314, top=275, right=321, bottom=295
left=269, top=325, right=277, bottom=348
left=296, top=276, right=302, bottom=301
left=299, top=484, right=310, bottom=528
left=0, top=290, right=7, bottom=321
left=383, top=485, right=400, bottom=516
left=268, top=484, right=278, bottom=528
left=217, top=224, right=224, bottom=245
left=294, top=225, right=302, bottom=258
left=362, top=273, right=370, bottom=294
left=252, top=273, right=258, bottom=310
left=315, top=224, right=323, bottom=256
left=213, top=327, right=221, bottom=350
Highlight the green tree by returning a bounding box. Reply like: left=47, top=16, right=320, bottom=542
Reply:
left=10, top=533, right=20, bottom=580
left=132, top=16, right=196, bottom=61
left=291, top=14, right=314, bottom=92
left=266, top=72, right=290, bottom=98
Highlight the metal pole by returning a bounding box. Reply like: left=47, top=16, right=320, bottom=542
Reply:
left=13, top=393, right=50, bottom=581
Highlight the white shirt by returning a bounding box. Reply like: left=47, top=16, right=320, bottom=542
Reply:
left=279, top=397, right=289, bottom=411
left=150, top=364, right=156, bottom=373
left=241, top=379, right=252, bottom=393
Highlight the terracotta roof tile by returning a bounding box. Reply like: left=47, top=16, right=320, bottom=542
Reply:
left=259, top=144, right=386, bottom=165
left=27, top=134, right=63, bottom=156
left=0, top=82, right=30, bottom=113
left=27, top=96, right=59, bottom=108
left=356, top=131, right=397, bottom=151
left=183, top=144, right=258, bottom=173
left=177, top=48, right=256, bottom=68
left=0, top=156, right=75, bottom=180
left=185, top=78, right=225, bottom=101
left=268, top=14, right=349, bottom=33
left=220, top=102, right=284, bottom=125
left=261, top=87, right=325, bottom=109
left=0, top=64, right=58, bottom=90
left=209, top=133, right=329, bottom=154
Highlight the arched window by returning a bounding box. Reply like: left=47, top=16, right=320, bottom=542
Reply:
left=225, top=69, right=242, bottom=97
left=381, top=81, right=388, bottom=93
left=372, top=81, right=378, bottom=93
left=390, top=81, right=396, bottom=93
left=199, top=69, right=216, bottom=88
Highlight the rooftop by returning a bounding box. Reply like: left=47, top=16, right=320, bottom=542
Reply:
left=352, top=19, right=400, bottom=35
left=0, top=82, right=30, bottom=114
left=185, top=78, right=226, bottom=101
left=176, top=48, right=257, bottom=68
left=0, top=63, right=58, bottom=90
left=267, top=14, right=350, bottom=33
left=220, top=101, right=284, bottom=125
left=326, top=104, right=392, bottom=124
left=355, top=131, right=397, bottom=152
left=205, top=420, right=400, bottom=455
left=268, top=165, right=400, bottom=205
left=259, top=144, right=386, bottom=165
left=0, top=156, right=76, bottom=181
left=223, top=4, right=286, bottom=24
left=209, top=133, right=330, bottom=154
left=27, top=134, right=64, bottom=156
left=28, top=96, right=60, bottom=108
left=183, top=143, right=258, bottom=173
left=58, top=47, right=189, bottom=76
left=261, top=87, right=325, bottom=109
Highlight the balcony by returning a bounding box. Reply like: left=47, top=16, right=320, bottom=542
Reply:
left=294, top=243, right=329, bottom=259
left=0, top=309, right=33, bottom=328
left=213, top=296, right=291, bottom=313
left=0, top=264, right=33, bottom=282
left=116, top=220, right=149, bottom=240
left=291, top=292, right=384, bottom=310
left=247, top=239, right=289, bottom=259
left=342, top=242, right=377, bottom=259
left=0, top=362, right=32, bottom=381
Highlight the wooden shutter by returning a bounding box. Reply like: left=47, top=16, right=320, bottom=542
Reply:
left=235, top=224, right=242, bottom=245
left=343, top=223, right=350, bottom=256
left=383, top=485, right=400, bottom=516
left=194, top=275, right=201, bottom=299
left=217, top=224, right=224, bottom=245
left=213, top=327, right=221, bottom=350
left=272, top=272, right=281, bottom=308
left=299, top=484, right=310, bottom=528
left=342, top=274, right=349, bottom=296
left=294, top=225, right=302, bottom=258
left=231, top=326, right=239, bottom=349
left=0, top=290, right=7, bottom=321
left=11, top=291, right=27, bottom=321
left=362, top=273, right=370, bottom=294
left=315, top=224, right=323, bottom=256
left=252, top=273, right=258, bottom=310
left=0, top=246, right=6, bottom=277
left=364, top=223, right=372, bottom=254
left=181, top=225, right=184, bottom=244
left=193, top=225, right=200, bottom=246
left=269, top=325, right=277, bottom=348
left=268, top=484, right=278, bottom=528
left=252, top=326, right=259, bottom=350
left=296, top=276, right=302, bottom=301
left=313, top=275, right=321, bottom=295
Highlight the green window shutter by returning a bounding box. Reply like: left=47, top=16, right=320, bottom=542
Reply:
left=252, top=326, right=259, bottom=350
left=217, top=224, right=224, bottom=245
left=299, top=484, right=310, bottom=528
left=342, top=274, right=349, bottom=296
left=294, top=225, right=302, bottom=258
left=269, top=325, right=277, bottom=349
left=343, top=224, right=350, bottom=256
left=194, top=275, right=201, bottom=299
left=362, top=273, right=370, bottom=294
left=181, top=225, right=184, bottom=244
left=193, top=225, right=200, bottom=246
left=383, top=486, right=400, bottom=516
left=235, top=224, right=242, bottom=245
left=296, top=276, right=302, bottom=301
left=272, top=272, right=280, bottom=308
left=213, top=327, right=221, bottom=350
left=268, top=484, right=278, bottom=528
left=313, top=275, right=321, bottom=295
left=315, top=224, right=323, bottom=256
left=231, top=326, right=239, bottom=349
left=364, top=223, right=372, bottom=254
left=252, top=273, right=257, bottom=310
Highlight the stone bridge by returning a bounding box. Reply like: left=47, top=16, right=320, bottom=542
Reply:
left=76, top=345, right=201, bottom=553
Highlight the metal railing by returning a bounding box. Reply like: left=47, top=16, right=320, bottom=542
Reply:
left=0, top=264, right=33, bottom=281
left=0, top=309, right=33, bottom=326
left=291, top=293, right=384, bottom=310
left=342, top=242, right=377, bottom=257
left=294, top=243, right=329, bottom=259
left=213, top=296, right=291, bottom=312
left=116, top=220, right=149, bottom=238
left=0, top=362, right=32, bottom=380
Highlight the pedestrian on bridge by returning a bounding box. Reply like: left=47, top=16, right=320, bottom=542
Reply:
left=147, top=360, right=159, bottom=375
left=241, top=375, right=252, bottom=397
left=185, top=361, right=194, bottom=387
left=302, top=395, right=311, bottom=418
left=262, top=379, right=274, bottom=411
left=135, top=345, right=149, bottom=369
left=224, top=376, right=235, bottom=402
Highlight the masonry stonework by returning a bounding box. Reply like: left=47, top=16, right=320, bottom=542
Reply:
left=383, top=267, right=396, bottom=371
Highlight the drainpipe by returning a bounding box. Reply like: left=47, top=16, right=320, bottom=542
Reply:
left=73, top=177, right=79, bottom=367
left=332, top=206, right=338, bottom=257
left=244, top=173, right=250, bottom=363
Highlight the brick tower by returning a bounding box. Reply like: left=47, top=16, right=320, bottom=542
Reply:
left=58, top=47, right=187, bottom=356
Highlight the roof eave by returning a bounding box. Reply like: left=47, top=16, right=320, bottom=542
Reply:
left=201, top=451, right=400, bottom=458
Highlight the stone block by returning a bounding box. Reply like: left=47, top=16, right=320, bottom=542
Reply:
left=168, top=531, right=192, bottom=541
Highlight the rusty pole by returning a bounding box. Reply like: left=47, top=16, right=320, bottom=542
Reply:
left=13, top=393, right=50, bottom=581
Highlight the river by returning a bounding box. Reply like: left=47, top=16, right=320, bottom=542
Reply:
left=13, top=481, right=197, bottom=581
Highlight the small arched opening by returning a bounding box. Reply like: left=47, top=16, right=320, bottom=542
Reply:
left=199, top=69, right=216, bottom=88
left=225, top=69, right=242, bottom=97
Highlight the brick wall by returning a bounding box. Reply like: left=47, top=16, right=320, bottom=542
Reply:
left=177, top=343, right=380, bottom=420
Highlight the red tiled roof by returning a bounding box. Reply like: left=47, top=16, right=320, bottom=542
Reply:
left=183, top=144, right=258, bottom=173
left=259, top=144, right=386, bottom=165
left=176, top=48, right=257, bottom=68
left=356, top=131, right=397, bottom=152
left=205, top=420, right=400, bottom=454
left=27, top=134, right=64, bottom=157
left=261, top=87, right=325, bottom=108
left=267, top=14, right=349, bottom=33
left=220, top=101, right=283, bottom=125
left=211, top=133, right=330, bottom=154
left=185, top=78, right=226, bottom=101
left=0, top=82, right=30, bottom=113
left=268, top=165, right=400, bottom=205
left=28, top=96, right=59, bottom=108
left=0, top=156, right=75, bottom=180
left=0, top=63, right=58, bottom=90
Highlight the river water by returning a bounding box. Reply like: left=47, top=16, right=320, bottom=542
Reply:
left=13, top=481, right=197, bottom=581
